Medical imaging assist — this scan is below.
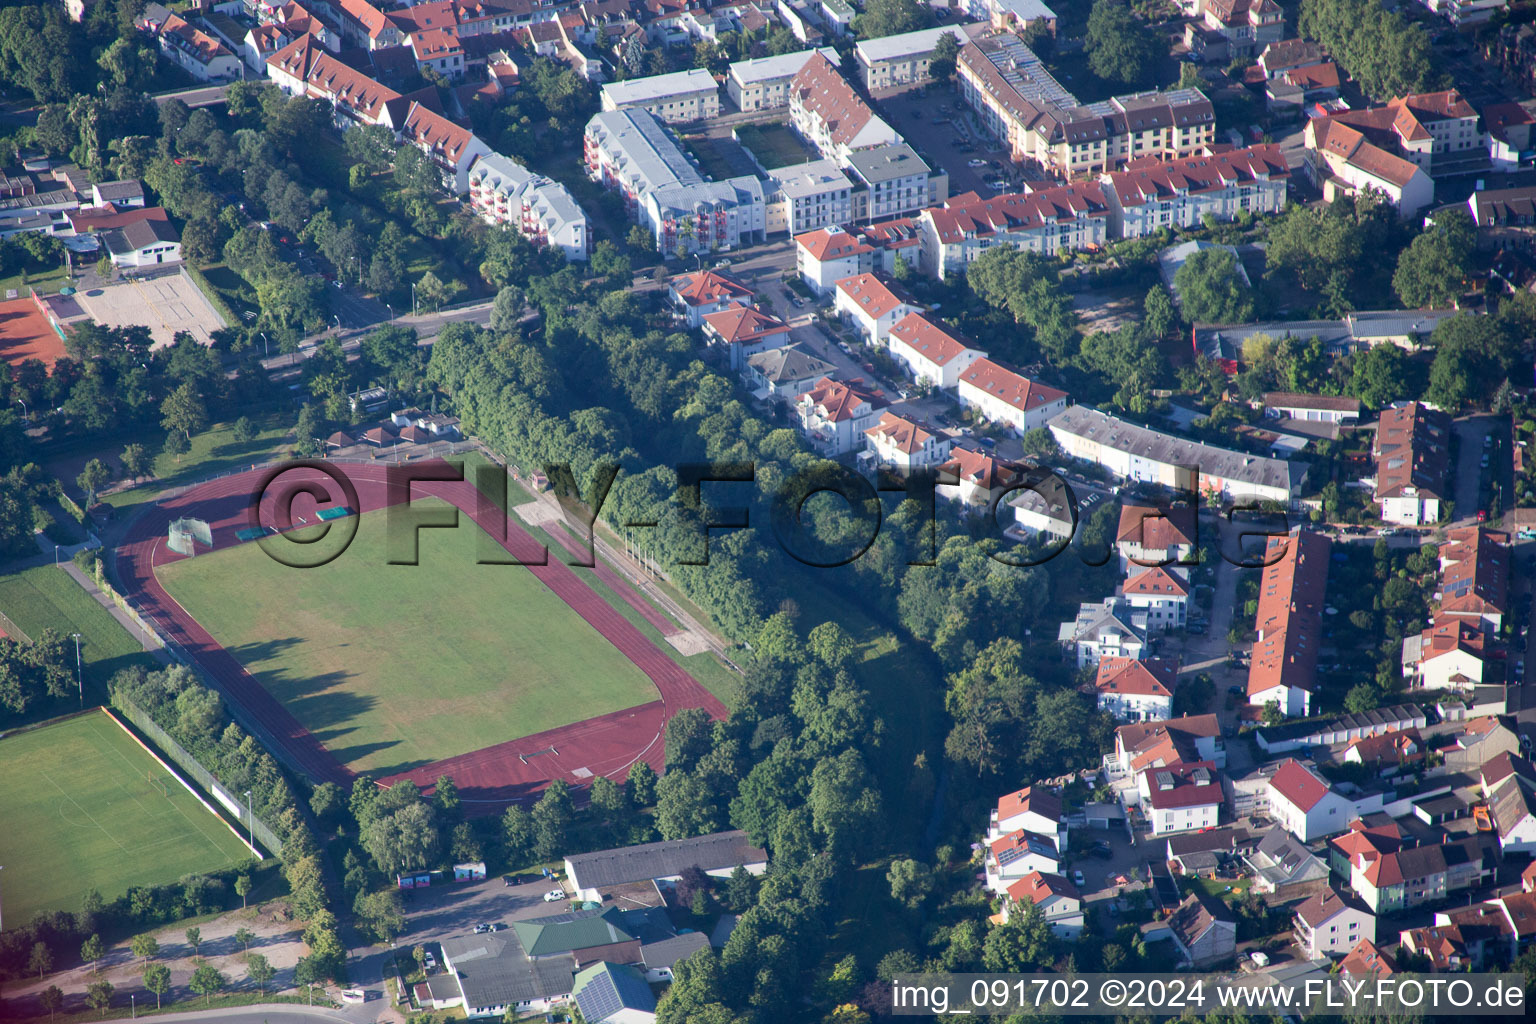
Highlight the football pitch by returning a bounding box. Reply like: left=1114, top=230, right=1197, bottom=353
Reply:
left=156, top=505, right=659, bottom=777
left=0, top=712, right=251, bottom=929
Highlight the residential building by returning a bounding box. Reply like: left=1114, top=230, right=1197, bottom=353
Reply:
left=1317, top=90, right=1484, bottom=174
left=795, top=227, right=875, bottom=293
left=1438, top=527, right=1509, bottom=632
left=917, top=183, right=1111, bottom=278
left=853, top=25, right=964, bottom=91
left=667, top=269, right=754, bottom=327
left=1402, top=618, right=1486, bottom=690
left=102, top=218, right=182, bottom=267
left=436, top=931, right=575, bottom=1018
left=599, top=69, right=720, bottom=123
left=1469, top=185, right=1536, bottom=250
left=329, top=0, right=402, bottom=48
left=1247, top=529, right=1330, bottom=719
left=985, top=829, right=1062, bottom=893
left=265, top=35, right=400, bottom=127
left=1261, top=392, right=1362, bottom=425
left=1004, top=871, right=1084, bottom=937
left=1245, top=829, right=1330, bottom=897
left=1110, top=714, right=1225, bottom=777
left=1009, top=474, right=1103, bottom=541
left=1490, top=771, right=1536, bottom=854
left=846, top=144, right=943, bottom=223
left=1373, top=402, right=1451, bottom=525
left=955, top=357, right=1068, bottom=434
left=1303, top=117, right=1435, bottom=219
left=1343, top=728, right=1424, bottom=767
left=1093, top=655, right=1178, bottom=722
left=956, top=32, right=1215, bottom=177
left=788, top=52, right=902, bottom=167
left=886, top=312, right=986, bottom=389
left=965, top=0, right=1058, bottom=33
left=795, top=375, right=889, bottom=455
left=572, top=963, right=656, bottom=1024
left=1294, top=885, right=1372, bottom=959
left=1160, top=892, right=1236, bottom=968
left=857, top=216, right=923, bottom=272
left=769, top=160, right=854, bottom=236
left=563, top=831, right=768, bottom=903
left=1100, top=144, right=1288, bottom=240
left=1166, top=827, right=1249, bottom=877
left=467, top=154, right=589, bottom=260
left=937, top=445, right=1028, bottom=509
left=727, top=47, right=839, bottom=111
left=1339, top=938, right=1397, bottom=979
left=745, top=343, right=835, bottom=400
left=1116, top=504, right=1197, bottom=574
left=1346, top=837, right=1490, bottom=914
left=1417, top=0, right=1507, bottom=26
left=91, top=181, right=144, bottom=208
left=401, top=102, right=492, bottom=193
left=1183, top=0, right=1283, bottom=62
left=1060, top=597, right=1146, bottom=667
left=1258, top=38, right=1330, bottom=78
left=1268, top=759, right=1355, bottom=842
left=832, top=272, right=919, bottom=346
left=863, top=411, right=952, bottom=473
left=988, top=785, right=1066, bottom=849
left=585, top=109, right=765, bottom=254
left=638, top=934, right=710, bottom=984
left=1138, top=761, right=1223, bottom=836
left=701, top=306, right=791, bottom=370
left=1121, top=566, right=1188, bottom=632
left=1048, top=405, right=1304, bottom=504
left=143, top=9, right=245, bottom=81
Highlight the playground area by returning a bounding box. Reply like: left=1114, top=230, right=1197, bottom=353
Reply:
left=0, top=711, right=252, bottom=928
left=72, top=271, right=226, bottom=348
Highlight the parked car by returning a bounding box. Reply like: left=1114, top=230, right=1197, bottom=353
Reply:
left=474, top=924, right=490, bottom=934
left=1072, top=870, right=1086, bottom=887
left=967, top=158, right=988, bottom=167
left=789, top=296, right=804, bottom=308
left=543, top=889, right=567, bottom=902
left=424, top=952, right=437, bottom=971
left=489, top=923, right=505, bottom=932
left=1250, top=951, right=1270, bottom=967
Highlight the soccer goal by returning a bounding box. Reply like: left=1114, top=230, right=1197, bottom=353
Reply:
left=146, top=771, right=169, bottom=798
left=167, top=517, right=213, bottom=557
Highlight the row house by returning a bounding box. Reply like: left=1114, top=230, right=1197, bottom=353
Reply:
left=1247, top=529, right=1331, bottom=719
left=1047, top=405, right=1304, bottom=505
left=467, top=154, right=589, bottom=260
left=1438, top=527, right=1509, bottom=632
left=863, top=411, right=952, bottom=473
left=1373, top=401, right=1451, bottom=525
left=1346, top=836, right=1491, bottom=914
left=600, top=68, right=720, bottom=123
left=832, top=272, right=919, bottom=346
left=788, top=53, right=903, bottom=167
left=266, top=36, right=402, bottom=126
left=1317, top=90, right=1484, bottom=174
left=794, top=376, right=888, bottom=456
left=1100, top=144, right=1288, bottom=240
left=1093, top=654, right=1179, bottom=723
left=328, top=0, right=404, bottom=48
left=955, top=357, right=1068, bottom=434
left=1340, top=938, right=1397, bottom=979
left=886, top=312, right=985, bottom=389
left=964, top=0, right=1058, bottom=33
left=727, top=47, right=840, bottom=111
left=401, top=102, right=491, bottom=193
left=917, top=183, right=1111, bottom=279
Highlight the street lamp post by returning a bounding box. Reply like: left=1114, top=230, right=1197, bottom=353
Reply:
left=387, top=302, right=394, bottom=324
left=54, top=544, right=60, bottom=566
left=258, top=331, right=269, bottom=359
left=13, top=398, right=24, bottom=420
left=333, top=314, right=342, bottom=332
left=71, top=632, right=81, bottom=705
left=412, top=283, right=418, bottom=317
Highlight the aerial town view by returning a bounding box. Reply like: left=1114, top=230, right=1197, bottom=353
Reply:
left=1, top=0, right=1536, bottom=1019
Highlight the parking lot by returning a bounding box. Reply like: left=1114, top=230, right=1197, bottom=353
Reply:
left=393, top=874, right=582, bottom=956
left=873, top=84, right=1021, bottom=196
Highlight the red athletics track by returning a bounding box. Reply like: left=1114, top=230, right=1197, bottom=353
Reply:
left=114, top=460, right=727, bottom=807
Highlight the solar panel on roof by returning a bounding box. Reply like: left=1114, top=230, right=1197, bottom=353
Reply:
left=577, top=972, right=623, bottom=1022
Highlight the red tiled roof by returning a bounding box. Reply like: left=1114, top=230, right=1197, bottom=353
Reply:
left=1411, top=617, right=1485, bottom=666
left=701, top=306, right=789, bottom=345
left=1141, top=760, right=1222, bottom=810
left=956, top=357, right=1067, bottom=414
left=670, top=270, right=753, bottom=306
left=1346, top=728, right=1422, bottom=765
left=1095, top=655, right=1178, bottom=699
left=1116, top=504, right=1197, bottom=550
left=1116, top=714, right=1219, bottom=770
left=864, top=411, right=936, bottom=454
left=1104, top=144, right=1288, bottom=208
left=834, top=272, right=915, bottom=321
left=924, top=183, right=1109, bottom=245
left=887, top=312, right=978, bottom=368
left=1309, top=118, right=1422, bottom=190
left=940, top=446, right=1025, bottom=492
left=1374, top=402, right=1450, bottom=501
left=796, top=227, right=873, bottom=262
left=1269, top=758, right=1332, bottom=812
left=402, top=102, right=477, bottom=163
left=1006, top=870, right=1079, bottom=906
left=799, top=376, right=887, bottom=423
left=996, top=785, right=1062, bottom=825
left=67, top=205, right=169, bottom=234
left=1123, top=565, right=1189, bottom=598
left=1439, top=527, right=1509, bottom=620
left=789, top=52, right=882, bottom=147
left=1247, top=530, right=1330, bottom=700
left=1339, top=938, right=1396, bottom=978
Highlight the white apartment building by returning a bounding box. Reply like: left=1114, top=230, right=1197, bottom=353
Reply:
left=768, top=159, right=854, bottom=236
left=788, top=52, right=903, bottom=167
left=467, top=154, right=589, bottom=261
left=795, top=376, right=889, bottom=455
left=1101, top=144, right=1289, bottom=239
left=833, top=272, right=919, bottom=346
left=918, top=184, right=1111, bottom=278
left=956, top=358, right=1068, bottom=434
left=1094, top=655, right=1179, bottom=722
left=886, top=312, right=986, bottom=389
left=727, top=47, right=840, bottom=111
left=1121, top=566, right=1188, bottom=632
left=846, top=144, right=942, bottom=223
left=600, top=68, right=720, bottom=123
left=863, top=411, right=953, bottom=472
left=853, top=25, right=963, bottom=91
left=795, top=227, right=876, bottom=294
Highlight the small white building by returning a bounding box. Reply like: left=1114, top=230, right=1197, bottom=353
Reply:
left=832, top=272, right=919, bottom=346
left=1401, top=618, right=1486, bottom=691
left=1294, top=885, right=1375, bottom=958
left=795, top=228, right=874, bottom=295
left=563, top=831, right=767, bottom=903
left=986, top=829, right=1062, bottom=894
left=988, top=785, right=1066, bottom=851
left=1262, top=391, right=1362, bottom=425
left=1005, top=871, right=1084, bottom=938
left=1094, top=655, right=1179, bottom=722
left=1120, top=566, right=1188, bottom=632
left=668, top=270, right=754, bottom=328
left=1267, top=759, right=1356, bottom=842
left=1137, top=761, right=1223, bottom=836
left=102, top=218, right=182, bottom=267
left=864, top=411, right=952, bottom=473
left=886, top=312, right=986, bottom=389
left=795, top=375, right=889, bottom=456
left=727, top=47, right=840, bottom=111
left=1059, top=597, right=1146, bottom=668
left=701, top=306, right=792, bottom=371
left=956, top=357, right=1068, bottom=434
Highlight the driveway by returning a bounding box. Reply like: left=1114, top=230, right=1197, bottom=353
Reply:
left=1450, top=414, right=1510, bottom=526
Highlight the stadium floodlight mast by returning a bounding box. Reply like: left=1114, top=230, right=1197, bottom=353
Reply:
left=71, top=633, right=82, bottom=705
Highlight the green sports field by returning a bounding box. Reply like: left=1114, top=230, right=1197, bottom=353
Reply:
left=0, top=712, right=251, bottom=928
left=156, top=503, right=658, bottom=777
left=0, top=566, right=157, bottom=687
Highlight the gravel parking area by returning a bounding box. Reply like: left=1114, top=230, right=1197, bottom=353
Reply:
left=873, top=85, right=1019, bottom=196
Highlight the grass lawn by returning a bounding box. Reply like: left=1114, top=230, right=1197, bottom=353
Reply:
left=156, top=502, right=658, bottom=777
left=1184, top=875, right=1252, bottom=902
left=0, top=566, right=157, bottom=687
left=682, top=134, right=747, bottom=181
left=0, top=711, right=251, bottom=928
left=734, top=124, right=818, bottom=170
left=0, top=262, right=68, bottom=301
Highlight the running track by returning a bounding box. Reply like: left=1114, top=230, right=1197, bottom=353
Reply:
left=114, top=461, right=726, bottom=807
